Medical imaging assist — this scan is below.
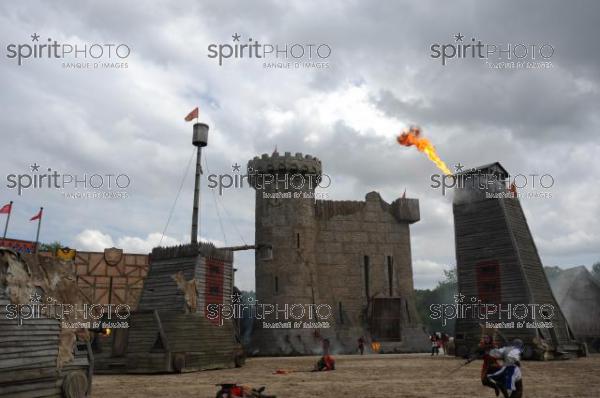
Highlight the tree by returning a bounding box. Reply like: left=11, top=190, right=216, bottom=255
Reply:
left=592, top=261, right=600, bottom=281
left=440, top=268, right=457, bottom=285
left=237, top=290, right=256, bottom=345
left=414, top=266, right=457, bottom=334
left=39, top=241, right=63, bottom=254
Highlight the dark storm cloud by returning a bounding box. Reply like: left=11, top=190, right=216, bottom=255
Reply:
left=373, top=71, right=600, bottom=142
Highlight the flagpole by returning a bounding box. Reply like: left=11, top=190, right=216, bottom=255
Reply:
left=34, top=207, right=43, bottom=254
left=2, top=201, right=13, bottom=245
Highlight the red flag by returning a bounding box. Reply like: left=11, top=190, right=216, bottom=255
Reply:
left=0, top=203, right=11, bottom=214
left=30, top=208, right=43, bottom=221
left=184, top=107, right=199, bottom=122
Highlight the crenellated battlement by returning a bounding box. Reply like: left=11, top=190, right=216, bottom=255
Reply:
left=247, top=151, right=322, bottom=177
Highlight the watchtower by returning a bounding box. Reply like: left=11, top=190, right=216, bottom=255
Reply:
left=453, top=162, right=585, bottom=359
left=248, top=151, right=324, bottom=353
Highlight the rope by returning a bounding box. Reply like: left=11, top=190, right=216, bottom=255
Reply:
left=159, top=147, right=195, bottom=246
left=203, top=153, right=228, bottom=245
left=202, top=154, right=248, bottom=246
left=217, top=189, right=248, bottom=246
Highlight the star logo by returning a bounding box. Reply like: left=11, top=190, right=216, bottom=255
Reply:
left=31, top=33, right=40, bottom=42
left=454, top=293, right=465, bottom=303
left=232, top=33, right=241, bottom=42
left=454, top=32, right=464, bottom=42
left=30, top=163, right=40, bottom=172
left=29, top=292, right=42, bottom=303
left=231, top=292, right=242, bottom=304
left=454, top=163, right=464, bottom=172
left=232, top=163, right=241, bottom=172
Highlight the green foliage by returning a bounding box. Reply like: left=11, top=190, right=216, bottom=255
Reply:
left=39, top=241, right=63, bottom=254
left=237, top=290, right=256, bottom=345
left=414, top=266, right=457, bottom=334
left=440, top=268, right=457, bottom=285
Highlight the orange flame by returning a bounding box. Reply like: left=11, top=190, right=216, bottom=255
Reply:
left=396, top=126, right=452, bottom=175
left=371, top=341, right=381, bottom=353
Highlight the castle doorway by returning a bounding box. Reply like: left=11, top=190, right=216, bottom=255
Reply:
left=370, top=298, right=403, bottom=341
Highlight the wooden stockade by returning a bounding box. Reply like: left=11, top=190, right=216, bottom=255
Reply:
left=452, top=163, right=585, bottom=359
left=94, top=242, right=243, bottom=373
left=0, top=248, right=93, bottom=398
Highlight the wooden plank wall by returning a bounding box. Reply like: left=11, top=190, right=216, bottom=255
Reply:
left=454, top=199, right=533, bottom=353
left=123, top=311, right=168, bottom=373
left=454, top=197, right=580, bottom=355
left=137, top=256, right=195, bottom=312
left=501, top=199, right=574, bottom=345
left=0, top=291, right=61, bottom=398
left=160, top=312, right=236, bottom=371
left=116, top=243, right=237, bottom=373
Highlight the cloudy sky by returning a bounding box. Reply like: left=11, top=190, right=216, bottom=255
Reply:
left=0, top=0, right=598, bottom=290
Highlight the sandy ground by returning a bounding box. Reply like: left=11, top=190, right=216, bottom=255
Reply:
left=92, top=353, right=600, bottom=398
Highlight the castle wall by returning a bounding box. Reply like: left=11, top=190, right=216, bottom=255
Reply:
left=315, top=195, right=414, bottom=320
left=313, top=193, right=425, bottom=352
left=248, top=152, right=429, bottom=355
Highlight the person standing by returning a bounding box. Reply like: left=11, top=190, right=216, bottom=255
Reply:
left=430, top=333, right=439, bottom=356
left=441, top=332, right=450, bottom=355
left=357, top=336, right=365, bottom=355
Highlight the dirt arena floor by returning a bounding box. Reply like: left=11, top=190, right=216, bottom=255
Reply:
left=92, top=353, right=600, bottom=398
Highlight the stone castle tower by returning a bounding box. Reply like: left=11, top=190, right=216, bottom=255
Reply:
left=248, top=151, right=429, bottom=355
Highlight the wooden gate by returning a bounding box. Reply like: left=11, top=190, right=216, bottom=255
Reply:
left=370, top=298, right=403, bottom=341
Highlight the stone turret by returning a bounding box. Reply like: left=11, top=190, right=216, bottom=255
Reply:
left=248, top=152, right=324, bottom=354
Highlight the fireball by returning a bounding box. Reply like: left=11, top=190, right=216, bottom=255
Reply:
left=396, top=126, right=452, bottom=176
